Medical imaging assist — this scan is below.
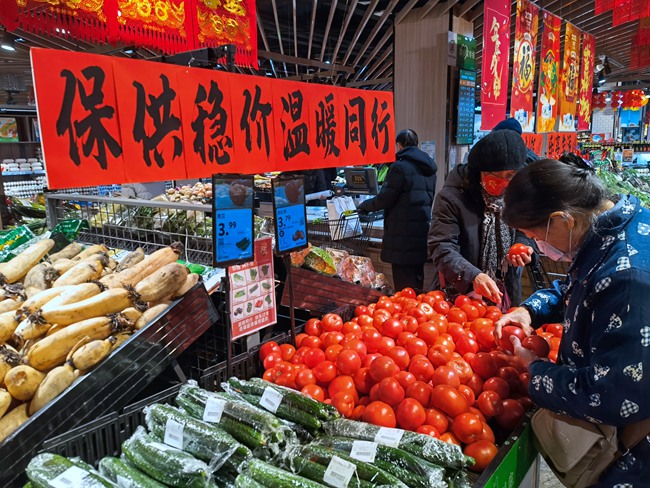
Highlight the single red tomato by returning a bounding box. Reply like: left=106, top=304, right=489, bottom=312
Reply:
left=447, top=359, right=473, bottom=384
left=416, top=322, right=440, bottom=346
left=322, top=331, right=344, bottom=348
left=396, top=331, right=416, bottom=347
left=401, top=316, right=419, bottom=333
left=313, top=360, right=337, bottom=384
left=357, top=314, right=375, bottom=329
left=456, top=336, right=480, bottom=356
left=303, top=348, right=326, bottom=369
left=362, top=328, right=383, bottom=353
left=363, top=352, right=381, bottom=368
left=425, top=407, right=449, bottom=434
left=354, top=305, right=369, bottom=317
left=433, top=300, right=451, bottom=315
left=396, top=398, right=426, bottom=431
left=508, top=243, right=531, bottom=259
left=498, top=325, right=527, bottom=353
left=381, top=318, right=404, bottom=339
left=461, top=304, right=480, bottom=322
left=328, top=375, right=357, bottom=400
left=342, top=321, right=362, bottom=335
left=305, top=319, right=323, bottom=337
left=386, top=346, right=410, bottom=370
left=325, top=344, right=343, bottom=362
left=454, top=295, right=473, bottom=308
left=336, top=349, right=362, bottom=376
left=295, top=368, right=316, bottom=389
left=431, top=365, right=461, bottom=388
left=428, top=344, right=453, bottom=368
left=405, top=338, right=428, bottom=357
left=377, top=376, right=406, bottom=407
left=470, top=318, right=493, bottom=334
left=343, top=338, right=368, bottom=361
left=447, top=308, right=468, bottom=325
left=447, top=323, right=467, bottom=342
left=331, top=391, right=355, bottom=417
left=353, top=367, right=373, bottom=394
left=521, top=335, right=551, bottom=358
left=458, top=384, right=476, bottom=405
left=321, top=313, right=343, bottom=332
left=430, top=385, right=469, bottom=417
left=470, top=352, right=498, bottom=380
left=395, top=370, right=417, bottom=389
left=379, top=337, right=396, bottom=356
left=472, top=300, right=487, bottom=318
left=263, top=352, right=282, bottom=370
left=301, top=384, right=325, bottom=402
left=406, top=380, right=433, bottom=407
left=480, top=421, right=496, bottom=443
left=483, top=377, right=510, bottom=400
left=440, top=432, right=461, bottom=446
left=476, top=327, right=497, bottom=350
left=259, top=341, right=281, bottom=361
left=477, top=390, right=503, bottom=418
left=400, top=287, right=416, bottom=299
left=464, top=440, right=498, bottom=472
left=466, top=373, right=484, bottom=397
left=452, top=412, right=483, bottom=444
left=545, top=323, right=564, bottom=338
left=301, top=336, right=322, bottom=349
left=362, top=401, right=397, bottom=428
left=408, top=357, right=435, bottom=382
left=369, top=356, right=399, bottom=383
left=416, top=425, right=440, bottom=437
left=494, top=399, right=525, bottom=431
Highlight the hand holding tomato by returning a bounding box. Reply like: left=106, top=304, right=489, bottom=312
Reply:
left=494, top=307, right=534, bottom=339
left=510, top=336, right=547, bottom=368
left=506, top=243, right=534, bottom=267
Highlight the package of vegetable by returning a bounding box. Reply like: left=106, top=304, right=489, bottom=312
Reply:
left=309, top=436, right=447, bottom=488
left=303, top=247, right=336, bottom=276
left=99, top=456, right=167, bottom=488
left=247, top=458, right=327, bottom=488
left=322, top=418, right=473, bottom=469
left=26, top=453, right=113, bottom=487
left=175, top=382, right=290, bottom=457
left=144, top=403, right=252, bottom=472
left=290, top=246, right=312, bottom=268
left=121, top=426, right=212, bottom=488
left=225, top=377, right=340, bottom=423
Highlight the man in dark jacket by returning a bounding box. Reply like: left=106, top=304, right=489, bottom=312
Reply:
left=357, top=129, right=437, bottom=291
left=493, top=118, right=540, bottom=165
left=428, top=130, right=532, bottom=308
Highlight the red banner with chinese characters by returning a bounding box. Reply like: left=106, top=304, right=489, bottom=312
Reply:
left=194, top=0, right=257, bottom=67
left=547, top=132, right=578, bottom=159
left=522, top=133, right=543, bottom=156
left=577, top=33, right=596, bottom=132
left=536, top=11, right=561, bottom=133
left=31, top=48, right=396, bottom=190
left=0, top=0, right=257, bottom=66
left=480, top=0, right=512, bottom=131
left=510, top=0, right=539, bottom=133
left=595, top=0, right=614, bottom=14
left=612, top=0, right=650, bottom=27
left=558, top=23, right=581, bottom=132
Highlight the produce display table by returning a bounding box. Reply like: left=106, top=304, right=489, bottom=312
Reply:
left=0, top=283, right=218, bottom=487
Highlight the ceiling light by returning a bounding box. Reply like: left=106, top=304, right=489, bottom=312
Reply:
left=1, top=32, right=15, bottom=52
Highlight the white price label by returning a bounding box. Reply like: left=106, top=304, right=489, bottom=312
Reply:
left=116, top=474, right=135, bottom=488
left=323, top=455, right=356, bottom=488
left=350, top=440, right=378, bottom=463
left=164, top=418, right=184, bottom=449
left=259, top=386, right=283, bottom=413
left=374, top=427, right=404, bottom=448
left=149, top=441, right=181, bottom=452
left=203, top=396, right=227, bottom=423
left=49, top=466, right=91, bottom=488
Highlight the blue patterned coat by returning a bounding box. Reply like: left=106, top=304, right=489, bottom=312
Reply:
left=522, top=195, right=650, bottom=487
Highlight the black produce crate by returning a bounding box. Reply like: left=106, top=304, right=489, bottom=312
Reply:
left=0, top=284, right=218, bottom=487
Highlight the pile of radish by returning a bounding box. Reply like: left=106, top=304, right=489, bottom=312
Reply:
left=261, top=288, right=562, bottom=472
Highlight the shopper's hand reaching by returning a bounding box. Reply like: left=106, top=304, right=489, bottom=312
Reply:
left=494, top=306, right=534, bottom=339
left=472, top=273, right=503, bottom=304
left=510, top=336, right=546, bottom=368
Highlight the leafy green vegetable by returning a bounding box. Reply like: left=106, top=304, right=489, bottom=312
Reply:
left=233, top=273, right=245, bottom=283
left=235, top=290, right=246, bottom=298
left=261, top=265, right=270, bottom=276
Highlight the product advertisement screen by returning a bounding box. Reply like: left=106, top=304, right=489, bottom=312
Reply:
left=272, top=176, right=308, bottom=255
left=212, top=174, right=255, bottom=267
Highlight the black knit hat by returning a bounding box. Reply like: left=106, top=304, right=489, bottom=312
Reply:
left=493, top=118, right=523, bottom=135
left=468, top=129, right=527, bottom=173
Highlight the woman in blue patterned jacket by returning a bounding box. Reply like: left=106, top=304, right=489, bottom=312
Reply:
left=495, top=156, right=650, bottom=487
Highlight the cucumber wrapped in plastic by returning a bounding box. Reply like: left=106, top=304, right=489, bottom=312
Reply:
left=322, top=418, right=473, bottom=469
left=99, top=456, right=167, bottom=488
left=26, top=453, right=114, bottom=487
left=121, top=426, right=211, bottom=488
left=144, top=403, right=252, bottom=473
left=309, top=436, right=447, bottom=488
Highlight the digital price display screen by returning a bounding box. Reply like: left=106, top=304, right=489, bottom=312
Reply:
left=272, top=176, right=308, bottom=255
left=456, top=69, right=476, bottom=145
left=212, top=174, right=255, bottom=267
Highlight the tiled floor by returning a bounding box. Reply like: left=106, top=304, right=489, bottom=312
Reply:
left=539, top=458, right=565, bottom=488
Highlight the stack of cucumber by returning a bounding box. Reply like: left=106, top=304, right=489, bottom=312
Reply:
left=25, top=379, right=475, bottom=488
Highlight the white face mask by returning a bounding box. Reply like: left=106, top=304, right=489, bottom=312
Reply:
left=535, top=216, right=575, bottom=262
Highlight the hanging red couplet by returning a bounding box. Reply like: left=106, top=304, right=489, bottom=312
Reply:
left=522, top=133, right=543, bottom=156
left=536, top=11, right=561, bottom=133
left=113, top=58, right=188, bottom=182
left=31, top=48, right=396, bottom=190
left=510, top=0, right=540, bottom=133
left=547, top=132, right=578, bottom=159
left=577, top=33, right=596, bottom=132
left=30, top=49, right=125, bottom=189
left=480, top=0, right=512, bottom=131
left=558, top=23, right=581, bottom=132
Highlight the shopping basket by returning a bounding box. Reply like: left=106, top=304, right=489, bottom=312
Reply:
left=307, top=212, right=374, bottom=256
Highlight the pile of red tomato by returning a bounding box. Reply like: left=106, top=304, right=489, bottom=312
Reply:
left=260, top=288, right=563, bottom=472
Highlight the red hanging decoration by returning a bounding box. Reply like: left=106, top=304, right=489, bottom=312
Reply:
left=595, top=0, right=615, bottom=15
left=613, top=0, right=650, bottom=26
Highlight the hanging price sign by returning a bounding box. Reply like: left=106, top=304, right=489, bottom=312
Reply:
left=272, top=176, right=308, bottom=255
left=212, top=174, right=255, bottom=267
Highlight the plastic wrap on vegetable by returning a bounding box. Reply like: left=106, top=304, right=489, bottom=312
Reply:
left=225, top=377, right=340, bottom=428
left=324, top=247, right=349, bottom=272
left=144, top=403, right=252, bottom=473
left=336, top=255, right=377, bottom=288
left=26, top=453, right=114, bottom=487
left=99, top=456, right=167, bottom=488
left=290, top=246, right=312, bottom=268
left=309, top=436, right=447, bottom=488
left=297, top=443, right=409, bottom=487
left=121, top=425, right=212, bottom=488
left=247, top=458, right=327, bottom=488
left=303, top=247, right=336, bottom=276
left=175, top=382, right=290, bottom=458
left=323, top=418, right=473, bottom=469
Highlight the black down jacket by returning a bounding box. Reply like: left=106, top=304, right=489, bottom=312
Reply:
left=357, top=146, right=437, bottom=265
left=427, top=164, right=531, bottom=304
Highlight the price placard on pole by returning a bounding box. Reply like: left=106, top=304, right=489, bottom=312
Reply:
left=212, top=174, right=255, bottom=267
left=271, top=176, right=308, bottom=255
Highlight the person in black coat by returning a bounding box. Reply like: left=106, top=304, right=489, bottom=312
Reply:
left=428, top=130, right=534, bottom=308
left=357, top=129, right=437, bottom=291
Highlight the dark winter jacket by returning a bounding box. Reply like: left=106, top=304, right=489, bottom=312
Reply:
left=357, top=146, right=437, bottom=265
left=522, top=195, right=650, bottom=486
left=427, top=164, right=529, bottom=303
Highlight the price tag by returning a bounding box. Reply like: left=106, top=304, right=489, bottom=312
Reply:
left=48, top=466, right=91, bottom=488
left=203, top=396, right=227, bottom=423
left=350, top=440, right=378, bottom=463
left=272, top=176, right=308, bottom=255
left=323, top=455, right=356, bottom=488
left=374, top=427, right=404, bottom=448
left=116, top=475, right=135, bottom=488
left=259, top=386, right=283, bottom=413
left=163, top=419, right=184, bottom=449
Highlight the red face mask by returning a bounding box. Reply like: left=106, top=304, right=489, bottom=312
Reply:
left=481, top=174, right=511, bottom=196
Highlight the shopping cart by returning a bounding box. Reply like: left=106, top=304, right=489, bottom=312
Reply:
left=526, top=256, right=570, bottom=291
left=307, top=212, right=375, bottom=256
